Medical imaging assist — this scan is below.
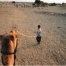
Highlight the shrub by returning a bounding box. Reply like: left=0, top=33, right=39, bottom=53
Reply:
left=49, top=3, right=57, bottom=6
left=12, top=1, right=15, bottom=3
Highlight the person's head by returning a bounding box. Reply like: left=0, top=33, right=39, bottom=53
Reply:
left=38, top=25, right=40, bottom=29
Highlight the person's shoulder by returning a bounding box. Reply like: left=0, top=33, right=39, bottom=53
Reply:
left=39, top=28, right=41, bottom=31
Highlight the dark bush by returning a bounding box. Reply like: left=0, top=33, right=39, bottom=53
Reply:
left=12, top=1, right=15, bottom=3
left=49, top=3, right=57, bottom=6
left=62, top=3, right=64, bottom=5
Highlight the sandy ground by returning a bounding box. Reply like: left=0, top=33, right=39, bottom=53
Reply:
left=0, top=3, right=66, bottom=65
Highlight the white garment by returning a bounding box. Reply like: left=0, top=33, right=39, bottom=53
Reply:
left=37, top=28, right=41, bottom=37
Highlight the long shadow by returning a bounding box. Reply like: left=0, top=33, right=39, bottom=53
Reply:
left=17, top=43, right=38, bottom=51
left=0, top=43, right=38, bottom=53
left=0, top=42, right=1, bottom=53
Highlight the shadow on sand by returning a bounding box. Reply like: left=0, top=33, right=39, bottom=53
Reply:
left=17, top=43, right=38, bottom=51
left=0, top=42, right=39, bottom=53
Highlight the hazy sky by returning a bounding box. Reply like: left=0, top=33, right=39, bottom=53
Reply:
left=0, top=0, right=66, bottom=3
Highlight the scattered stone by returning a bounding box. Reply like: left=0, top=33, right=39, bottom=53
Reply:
left=57, top=27, right=61, bottom=29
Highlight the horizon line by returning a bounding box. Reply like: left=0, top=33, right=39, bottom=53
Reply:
left=0, top=1, right=66, bottom=4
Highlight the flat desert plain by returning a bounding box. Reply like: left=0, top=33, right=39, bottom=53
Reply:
left=0, top=3, right=66, bottom=65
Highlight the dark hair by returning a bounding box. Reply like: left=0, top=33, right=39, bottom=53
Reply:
left=38, top=25, right=40, bottom=28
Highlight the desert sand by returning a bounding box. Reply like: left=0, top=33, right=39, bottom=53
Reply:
left=0, top=3, right=66, bottom=65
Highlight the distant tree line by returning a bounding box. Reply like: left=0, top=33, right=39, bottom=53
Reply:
left=34, top=0, right=60, bottom=7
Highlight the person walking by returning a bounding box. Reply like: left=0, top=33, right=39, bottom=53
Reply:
left=36, top=25, right=41, bottom=44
